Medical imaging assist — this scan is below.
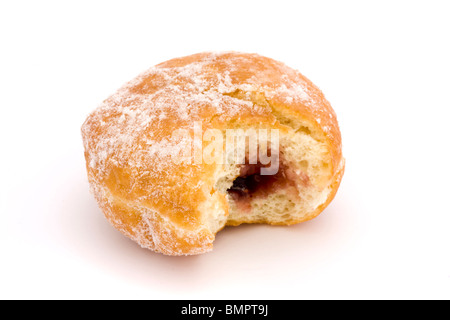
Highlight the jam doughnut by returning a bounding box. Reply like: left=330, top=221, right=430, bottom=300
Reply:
left=81, top=52, right=345, bottom=255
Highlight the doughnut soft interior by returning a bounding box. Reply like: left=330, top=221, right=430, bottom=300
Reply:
left=81, top=52, right=345, bottom=255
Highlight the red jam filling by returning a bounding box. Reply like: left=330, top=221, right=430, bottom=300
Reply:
left=226, top=155, right=299, bottom=212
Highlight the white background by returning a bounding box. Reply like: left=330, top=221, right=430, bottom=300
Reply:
left=1, top=1, right=449, bottom=300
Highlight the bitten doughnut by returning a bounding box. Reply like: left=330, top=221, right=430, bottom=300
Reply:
left=81, top=52, right=345, bottom=255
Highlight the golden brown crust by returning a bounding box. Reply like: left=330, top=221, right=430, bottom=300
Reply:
left=81, top=52, right=344, bottom=255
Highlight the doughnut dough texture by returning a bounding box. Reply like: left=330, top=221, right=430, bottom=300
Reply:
left=81, top=52, right=345, bottom=255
